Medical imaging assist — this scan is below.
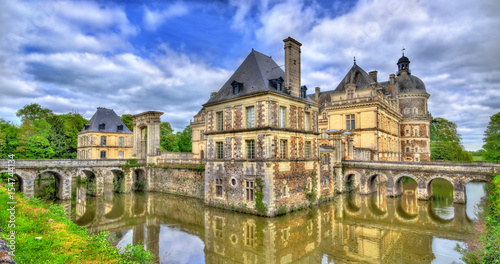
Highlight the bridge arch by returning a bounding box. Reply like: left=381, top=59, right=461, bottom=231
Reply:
left=77, top=169, right=98, bottom=196
left=364, top=173, right=388, bottom=195
left=393, top=173, right=419, bottom=197
left=343, top=170, right=361, bottom=193
left=0, top=171, right=24, bottom=193
left=35, top=169, right=67, bottom=200
left=133, top=168, right=146, bottom=191
left=395, top=197, right=419, bottom=222
left=426, top=176, right=455, bottom=200
left=106, top=169, right=126, bottom=193
left=344, top=193, right=362, bottom=216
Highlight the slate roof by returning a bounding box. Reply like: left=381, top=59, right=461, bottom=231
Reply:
left=396, top=74, right=427, bottom=94
left=204, top=49, right=315, bottom=105
left=80, top=108, right=132, bottom=133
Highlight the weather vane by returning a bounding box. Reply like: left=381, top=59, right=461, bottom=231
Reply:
left=354, top=56, right=356, bottom=64
left=402, top=46, right=405, bottom=56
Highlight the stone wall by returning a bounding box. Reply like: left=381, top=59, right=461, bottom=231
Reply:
left=147, top=167, right=204, bottom=199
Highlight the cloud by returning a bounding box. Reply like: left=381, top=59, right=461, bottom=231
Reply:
left=143, top=2, right=189, bottom=31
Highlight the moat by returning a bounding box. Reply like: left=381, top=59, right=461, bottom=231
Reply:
left=56, top=181, right=486, bottom=264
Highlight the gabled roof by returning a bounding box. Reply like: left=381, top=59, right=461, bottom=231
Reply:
left=331, top=63, right=376, bottom=93
left=204, top=49, right=315, bottom=105
left=80, top=108, right=132, bottom=134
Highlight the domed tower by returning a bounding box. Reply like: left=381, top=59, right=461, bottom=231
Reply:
left=397, top=52, right=431, bottom=162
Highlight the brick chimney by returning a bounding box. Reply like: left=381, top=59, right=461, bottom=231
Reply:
left=315, top=87, right=320, bottom=101
left=283, top=37, right=302, bottom=98
left=369, top=71, right=378, bottom=83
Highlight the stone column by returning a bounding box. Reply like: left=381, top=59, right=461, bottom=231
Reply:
left=132, top=111, right=164, bottom=159
left=416, top=180, right=429, bottom=200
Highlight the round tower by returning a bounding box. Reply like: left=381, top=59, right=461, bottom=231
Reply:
left=397, top=52, right=432, bottom=162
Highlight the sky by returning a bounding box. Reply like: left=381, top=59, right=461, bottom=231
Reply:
left=1, top=0, right=499, bottom=150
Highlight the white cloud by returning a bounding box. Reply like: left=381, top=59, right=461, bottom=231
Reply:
left=143, top=2, right=189, bottom=31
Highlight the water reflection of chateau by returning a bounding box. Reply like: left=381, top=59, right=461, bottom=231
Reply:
left=62, top=188, right=474, bottom=264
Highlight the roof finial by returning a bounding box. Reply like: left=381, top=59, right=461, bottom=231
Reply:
left=402, top=46, right=405, bottom=56
left=354, top=56, right=356, bottom=65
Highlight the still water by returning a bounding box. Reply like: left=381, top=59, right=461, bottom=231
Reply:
left=59, top=181, right=487, bottom=264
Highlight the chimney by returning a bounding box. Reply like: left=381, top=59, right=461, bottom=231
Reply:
left=389, top=74, right=396, bottom=98
left=211, top=92, right=217, bottom=98
left=369, top=71, right=378, bottom=83
left=315, top=87, right=320, bottom=101
left=283, top=37, right=302, bottom=98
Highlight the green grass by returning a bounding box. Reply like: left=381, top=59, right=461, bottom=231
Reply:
left=472, top=156, right=485, bottom=162
left=0, top=186, right=153, bottom=263
left=457, top=174, right=500, bottom=263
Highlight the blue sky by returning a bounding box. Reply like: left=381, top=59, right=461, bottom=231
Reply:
left=1, top=0, right=499, bottom=150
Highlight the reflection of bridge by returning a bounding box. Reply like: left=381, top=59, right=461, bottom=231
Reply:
left=336, top=160, right=497, bottom=203
left=66, top=190, right=478, bottom=264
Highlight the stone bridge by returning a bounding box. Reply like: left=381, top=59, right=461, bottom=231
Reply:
left=0, top=159, right=145, bottom=199
left=335, top=160, right=498, bottom=203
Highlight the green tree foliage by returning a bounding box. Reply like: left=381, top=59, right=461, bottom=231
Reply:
left=0, top=119, right=19, bottom=158
left=482, top=112, right=500, bottom=163
left=120, top=114, right=134, bottom=131
left=177, top=125, right=192, bottom=152
left=430, top=117, right=472, bottom=162
left=16, top=103, right=53, bottom=122
left=160, top=122, right=179, bottom=152
left=159, top=122, right=192, bottom=152
left=1, top=104, right=88, bottom=159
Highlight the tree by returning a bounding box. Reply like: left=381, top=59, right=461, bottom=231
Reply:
left=0, top=119, right=19, bottom=158
left=16, top=103, right=53, bottom=122
left=159, top=122, right=179, bottom=152
left=177, top=125, right=192, bottom=152
left=16, top=119, right=54, bottom=159
left=482, top=112, right=500, bottom=163
left=430, top=117, right=472, bottom=162
left=59, top=112, right=88, bottom=158
left=120, top=114, right=134, bottom=131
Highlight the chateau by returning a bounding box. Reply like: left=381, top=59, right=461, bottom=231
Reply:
left=190, top=37, right=431, bottom=215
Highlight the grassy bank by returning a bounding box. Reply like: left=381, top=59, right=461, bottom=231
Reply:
left=0, top=186, right=153, bottom=263
left=459, top=174, right=500, bottom=263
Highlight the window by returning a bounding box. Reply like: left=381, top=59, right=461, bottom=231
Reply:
left=415, top=147, right=418, bottom=152
left=232, top=81, right=242, bottom=94
left=414, top=129, right=418, bottom=136
left=217, top=112, right=224, bottom=131
left=346, top=114, right=355, bottom=130
left=245, top=180, right=254, bottom=201
left=406, top=147, right=409, bottom=153
left=406, top=140, right=409, bottom=144
left=101, top=136, right=106, bottom=146
left=119, top=137, right=124, bottom=146
left=305, top=141, right=311, bottom=158
left=200, top=130, right=205, bottom=140
left=272, top=77, right=284, bottom=91
left=215, top=217, right=223, bottom=238
left=216, top=178, right=223, bottom=197
left=98, top=123, right=105, bottom=131
left=416, top=157, right=419, bottom=162
left=117, top=125, right=123, bottom=132
left=84, top=124, right=90, bottom=130
left=406, top=129, right=409, bottom=135
left=280, top=140, right=287, bottom=159
left=322, top=112, right=327, bottom=119
left=244, top=223, right=255, bottom=247
left=347, top=89, right=354, bottom=99
left=321, top=129, right=327, bottom=139
left=304, top=112, right=310, bottom=131
left=216, top=142, right=224, bottom=159
left=413, top=108, right=417, bottom=114
left=118, top=151, right=124, bottom=159
left=301, top=85, right=307, bottom=98
left=279, top=107, right=286, bottom=128
left=246, top=140, right=255, bottom=159
left=100, top=151, right=106, bottom=159
left=404, top=108, right=409, bottom=114
left=246, top=106, right=255, bottom=128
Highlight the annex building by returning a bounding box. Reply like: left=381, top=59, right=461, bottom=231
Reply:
left=77, top=107, right=133, bottom=160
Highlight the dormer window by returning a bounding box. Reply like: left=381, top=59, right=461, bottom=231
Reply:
left=301, top=85, right=308, bottom=98
left=347, top=89, right=354, bottom=99
left=98, top=123, right=105, bottom=131
left=231, top=81, right=243, bottom=95
left=117, top=125, right=123, bottom=132
left=270, top=77, right=284, bottom=91
left=84, top=124, right=90, bottom=130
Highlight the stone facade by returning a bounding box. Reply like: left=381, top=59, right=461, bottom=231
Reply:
left=315, top=54, right=431, bottom=163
